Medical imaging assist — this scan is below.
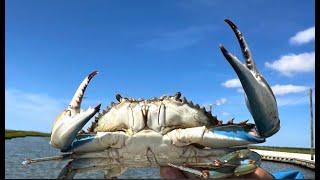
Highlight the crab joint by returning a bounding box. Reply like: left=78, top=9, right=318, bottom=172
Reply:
left=166, top=126, right=265, bottom=149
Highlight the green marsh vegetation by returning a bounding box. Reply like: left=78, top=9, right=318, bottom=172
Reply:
left=5, top=129, right=50, bottom=139
left=249, top=145, right=315, bottom=154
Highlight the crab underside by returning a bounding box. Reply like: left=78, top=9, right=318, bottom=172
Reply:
left=24, top=19, right=280, bottom=179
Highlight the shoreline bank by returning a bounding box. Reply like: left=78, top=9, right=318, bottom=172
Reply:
left=251, top=149, right=315, bottom=169
left=5, top=130, right=51, bottom=139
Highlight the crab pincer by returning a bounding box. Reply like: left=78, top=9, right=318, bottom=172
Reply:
left=219, top=19, right=280, bottom=138
left=50, top=71, right=101, bottom=151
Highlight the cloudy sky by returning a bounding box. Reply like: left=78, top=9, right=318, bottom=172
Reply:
left=6, top=0, right=314, bottom=147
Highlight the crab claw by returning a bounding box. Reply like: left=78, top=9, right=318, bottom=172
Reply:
left=219, top=19, right=280, bottom=138
left=50, top=71, right=100, bottom=151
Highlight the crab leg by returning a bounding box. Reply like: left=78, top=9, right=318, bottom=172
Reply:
left=57, top=161, right=77, bottom=179
left=167, top=163, right=206, bottom=178
left=167, top=126, right=265, bottom=148
left=219, top=19, right=280, bottom=138
left=22, top=153, right=73, bottom=165
left=68, top=131, right=127, bottom=153
left=57, top=159, right=126, bottom=179
left=168, top=149, right=260, bottom=179
left=50, top=71, right=101, bottom=151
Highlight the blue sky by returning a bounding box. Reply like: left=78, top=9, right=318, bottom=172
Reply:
left=5, top=0, right=314, bottom=147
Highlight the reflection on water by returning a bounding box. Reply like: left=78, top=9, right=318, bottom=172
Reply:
left=5, top=137, right=315, bottom=179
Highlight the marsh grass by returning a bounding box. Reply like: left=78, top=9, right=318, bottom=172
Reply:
left=5, top=129, right=50, bottom=139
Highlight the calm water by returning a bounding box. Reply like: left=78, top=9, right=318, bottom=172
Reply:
left=5, top=137, right=315, bottom=179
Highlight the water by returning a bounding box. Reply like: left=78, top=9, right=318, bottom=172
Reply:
left=6, top=137, right=315, bottom=179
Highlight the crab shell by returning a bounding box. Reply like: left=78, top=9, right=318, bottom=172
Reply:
left=91, top=93, right=218, bottom=134
left=48, top=19, right=280, bottom=178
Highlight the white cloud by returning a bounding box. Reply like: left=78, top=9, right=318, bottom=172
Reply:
left=5, top=89, right=100, bottom=132
left=222, top=78, right=241, bottom=88
left=271, top=84, right=309, bottom=96
left=276, top=88, right=314, bottom=107
left=276, top=96, right=308, bottom=107
left=215, top=98, right=227, bottom=106
left=237, top=88, right=244, bottom=93
left=222, top=78, right=244, bottom=93
left=221, top=111, right=230, bottom=116
left=229, top=84, right=309, bottom=96
left=5, top=89, right=66, bottom=132
left=265, top=52, right=315, bottom=76
left=289, top=26, right=315, bottom=45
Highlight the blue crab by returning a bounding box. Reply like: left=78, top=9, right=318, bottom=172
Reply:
left=24, top=19, right=280, bottom=179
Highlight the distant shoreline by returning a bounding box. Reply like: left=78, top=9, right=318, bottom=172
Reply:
left=5, top=130, right=314, bottom=155
left=5, top=129, right=51, bottom=139
left=248, top=145, right=315, bottom=155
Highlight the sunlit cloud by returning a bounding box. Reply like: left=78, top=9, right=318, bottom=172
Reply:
left=271, top=84, right=309, bottom=96
left=5, top=88, right=101, bottom=132
left=222, top=78, right=244, bottom=93
left=289, top=26, right=315, bottom=45
left=265, top=52, right=315, bottom=76
left=5, top=89, right=66, bottom=132
left=215, top=98, right=227, bottom=106
left=221, top=111, right=230, bottom=116
left=222, top=78, right=241, bottom=88
left=276, top=96, right=309, bottom=107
